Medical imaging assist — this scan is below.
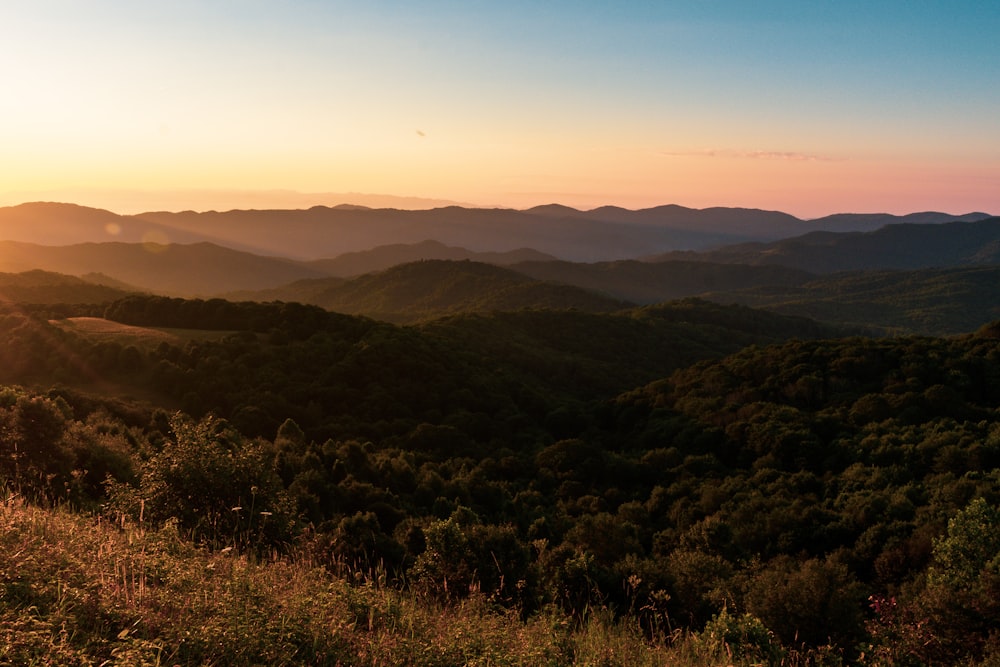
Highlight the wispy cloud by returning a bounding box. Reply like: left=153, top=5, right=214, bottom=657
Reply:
left=662, top=149, right=842, bottom=162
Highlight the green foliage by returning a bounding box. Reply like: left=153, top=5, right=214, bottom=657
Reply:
left=411, top=508, right=531, bottom=605
left=743, top=555, right=866, bottom=650
left=0, top=497, right=700, bottom=667
left=0, top=269, right=135, bottom=307
left=698, top=607, right=785, bottom=665
left=108, top=413, right=295, bottom=548
left=929, top=497, right=1000, bottom=589
left=863, top=499, right=1000, bottom=665
left=707, top=265, right=1000, bottom=336
left=0, top=391, right=74, bottom=499
left=4, top=285, right=1000, bottom=664
left=304, top=259, right=632, bottom=322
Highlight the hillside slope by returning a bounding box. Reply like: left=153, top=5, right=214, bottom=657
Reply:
left=293, top=260, right=632, bottom=322
left=0, top=270, right=136, bottom=304
left=656, top=217, right=1000, bottom=272
left=306, top=240, right=557, bottom=277
left=702, top=265, right=1000, bottom=335
left=0, top=240, right=326, bottom=296
left=510, top=259, right=814, bottom=304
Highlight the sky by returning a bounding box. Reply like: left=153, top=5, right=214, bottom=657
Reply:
left=1, top=0, right=998, bottom=218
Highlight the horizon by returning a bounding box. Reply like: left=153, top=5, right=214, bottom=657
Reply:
left=2, top=2, right=998, bottom=219
left=1, top=193, right=995, bottom=221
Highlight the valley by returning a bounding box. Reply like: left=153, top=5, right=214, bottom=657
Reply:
left=0, top=202, right=998, bottom=665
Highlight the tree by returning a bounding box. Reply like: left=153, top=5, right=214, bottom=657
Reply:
left=109, top=413, right=295, bottom=549
left=0, top=393, right=74, bottom=497
left=929, top=497, right=1000, bottom=589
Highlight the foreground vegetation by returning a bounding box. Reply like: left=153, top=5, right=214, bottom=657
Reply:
left=2, top=296, right=1000, bottom=664
left=2, top=495, right=819, bottom=666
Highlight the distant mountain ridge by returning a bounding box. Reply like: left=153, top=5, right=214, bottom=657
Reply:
left=305, top=240, right=557, bottom=277
left=0, top=240, right=325, bottom=296
left=652, top=217, right=1000, bottom=272
left=0, top=201, right=990, bottom=263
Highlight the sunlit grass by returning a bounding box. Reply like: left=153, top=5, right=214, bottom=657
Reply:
left=50, top=317, right=238, bottom=349
left=0, top=494, right=807, bottom=666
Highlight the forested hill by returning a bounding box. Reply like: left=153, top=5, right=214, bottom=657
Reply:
left=304, top=240, right=557, bottom=277
left=5, top=296, right=835, bottom=441
left=0, top=270, right=135, bottom=304
left=655, top=217, right=1000, bottom=272
left=701, top=265, right=1000, bottom=336
left=244, top=260, right=634, bottom=323
left=2, top=291, right=999, bottom=663
left=0, top=240, right=325, bottom=295
left=509, top=259, right=814, bottom=304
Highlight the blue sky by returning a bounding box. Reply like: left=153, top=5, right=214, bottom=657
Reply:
left=1, top=0, right=997, bottom=215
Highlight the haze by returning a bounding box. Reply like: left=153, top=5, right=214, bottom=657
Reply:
left=1, top=0, right=998, bottom=218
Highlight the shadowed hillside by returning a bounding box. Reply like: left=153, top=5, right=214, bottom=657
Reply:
left=701, top=265, right=1000, bottom=335
left=654, top=217, right=1000, bottom=272
left=250, top=260, right=633, bottom=323
left=0, top=241, right=326, bottom=296
left=0, top=270, right=136, bottom=305
left=305, top=240, right=557, bottom=277
left=2, top=296, right=998, bottom=665
left=510, top=259, right=814, bottom=304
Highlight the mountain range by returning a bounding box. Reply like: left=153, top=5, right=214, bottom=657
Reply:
left=1, top=201, right=998, bottom=335
left=0, top=202, right=991, bottom=262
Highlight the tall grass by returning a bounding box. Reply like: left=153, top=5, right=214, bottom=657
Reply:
left=0, top=494, right=822, bottom=666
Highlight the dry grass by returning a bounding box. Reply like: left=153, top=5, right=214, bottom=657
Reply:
left=0, top=495, right=803, bottom=666
left=50, top=317, right=237, bottom=349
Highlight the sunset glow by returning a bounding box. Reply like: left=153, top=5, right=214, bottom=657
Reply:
left=1, top=1, right=998, bottom=218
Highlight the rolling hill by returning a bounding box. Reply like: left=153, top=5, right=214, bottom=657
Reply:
left=509, top=259, right=815, bottom=304
left=0, top=240, right=325, bottom=296
left=0, top=270, right=137, bottom=305
left=304, top=240, right=557, bottom=277
left=0, top=202, right=220, bottom=247
left=268, top=260, right=633, bottom=323
left=700, top=265, right=1000, bottom=336
left=653, top=217, right=1000, bottom=272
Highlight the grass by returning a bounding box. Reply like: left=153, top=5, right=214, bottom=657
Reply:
left=0, top=494, right=830, bottom=666
left=50, top=317, right=238, bottom=349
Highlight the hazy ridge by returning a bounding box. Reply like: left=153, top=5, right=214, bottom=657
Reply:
left=1, top=201, right=992, bottom=262
left=1, top=201, right=997, bottom=335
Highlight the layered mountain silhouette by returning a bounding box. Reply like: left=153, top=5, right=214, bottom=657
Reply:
left=2, top=202, right=991, bottom=263
left=1, top=201, right=997, bottom=335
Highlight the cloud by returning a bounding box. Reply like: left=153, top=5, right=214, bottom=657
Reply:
left=662, top=148, right=841, bottom=162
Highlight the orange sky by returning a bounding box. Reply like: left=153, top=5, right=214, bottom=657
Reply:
left=1, top=1, right=997, bottom=218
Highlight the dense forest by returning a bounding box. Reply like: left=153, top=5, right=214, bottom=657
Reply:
left=2, top=291, right=999, bottom=665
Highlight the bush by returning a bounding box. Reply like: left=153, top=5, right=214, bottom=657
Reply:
left=699, top=607, right=785, bottom=665
left=107, top=413, right=295, bottom=549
